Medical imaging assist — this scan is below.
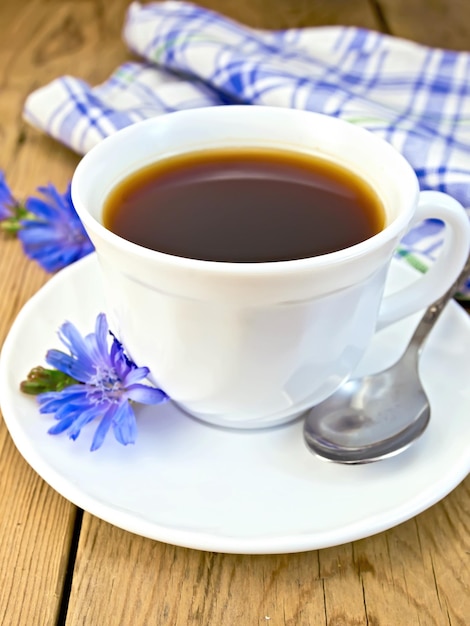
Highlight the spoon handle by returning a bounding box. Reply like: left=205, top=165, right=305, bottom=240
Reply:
left=408, top=252, right=470, bottom=351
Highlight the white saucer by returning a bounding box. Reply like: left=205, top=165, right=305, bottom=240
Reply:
left=1, top=254, right=469, bottom=554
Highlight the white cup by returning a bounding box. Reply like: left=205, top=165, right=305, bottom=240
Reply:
left=71, top=106, right=470, bottom=429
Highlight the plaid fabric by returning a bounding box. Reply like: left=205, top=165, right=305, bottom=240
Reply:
left=23, top=1, right=470, bottom=295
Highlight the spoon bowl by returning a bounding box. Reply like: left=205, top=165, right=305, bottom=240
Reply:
left=304, top=254, right=470, bottom=464
left=303, top=370, right=430, bottom=464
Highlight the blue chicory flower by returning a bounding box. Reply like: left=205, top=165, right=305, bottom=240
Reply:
left=37, top=313, right=168, bottom=451
left=18, top=183, right=94, bottom=272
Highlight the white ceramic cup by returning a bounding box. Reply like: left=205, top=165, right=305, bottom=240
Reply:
left=71, top=106, right=470, bottom=429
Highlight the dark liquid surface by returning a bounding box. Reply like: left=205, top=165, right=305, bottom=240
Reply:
left=103, top=148, right=385, bottom=262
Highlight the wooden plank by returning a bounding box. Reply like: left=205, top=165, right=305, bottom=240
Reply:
left=378, top=0, right=470, bottom=49
left=0, top=216, right=73, bottom=625
left=0, top=430, right=76, bottom=626
left=192, top=0, right=380, bottom=29
left=66, top=480, right=469, bottom=625
left=66, top=516, right=328, bottom=626
left=4, top=472, right=465, bottom=626
left=0, top=1, right=133, bottom=624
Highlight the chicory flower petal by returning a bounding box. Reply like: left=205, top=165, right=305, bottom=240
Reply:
left=18, top=183, right=94, bottom=272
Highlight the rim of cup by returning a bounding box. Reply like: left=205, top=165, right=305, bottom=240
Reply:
left=71, top=106, right=419, bottom=276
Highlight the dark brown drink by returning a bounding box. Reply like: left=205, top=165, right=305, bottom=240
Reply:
left=103, top=147, right=384, bottom=262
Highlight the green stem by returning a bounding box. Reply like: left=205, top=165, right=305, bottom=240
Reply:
left=0, top=204, right=35, bottom=235
left=20, top=366, right=78, bottom=395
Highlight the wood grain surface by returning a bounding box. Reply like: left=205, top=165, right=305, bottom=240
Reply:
left=0, top=2, right=469, bottom=625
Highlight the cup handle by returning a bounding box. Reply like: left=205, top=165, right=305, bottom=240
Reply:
left=376, top=190, right=470, bottom=331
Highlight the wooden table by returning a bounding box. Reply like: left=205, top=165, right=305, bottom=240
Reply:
left=1, top=1, right=469, bottom=624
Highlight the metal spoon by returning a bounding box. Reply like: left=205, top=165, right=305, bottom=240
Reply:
left=303, top=254, right=470, bottom=464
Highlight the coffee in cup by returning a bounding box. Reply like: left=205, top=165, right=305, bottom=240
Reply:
left=102, top=147, right=385, bottom=263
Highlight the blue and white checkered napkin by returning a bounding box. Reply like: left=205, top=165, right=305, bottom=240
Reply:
left=23, top=1, right=470, bottom=296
